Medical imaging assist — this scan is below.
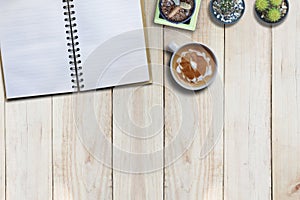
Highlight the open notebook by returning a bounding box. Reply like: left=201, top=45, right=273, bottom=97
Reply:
left=0, top=0, right=150, bottom=99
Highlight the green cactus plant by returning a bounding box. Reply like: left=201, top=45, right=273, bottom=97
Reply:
left=267, top=8, right=281, bottom=22
left=219, top=0, right=235, bottom=14
left=255, top=0, right=288, bottom=24
left=255, top=0, right=269, bottom=12
left=270, top=0, right=283, bottom=6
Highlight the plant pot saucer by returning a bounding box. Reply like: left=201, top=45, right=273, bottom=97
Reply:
left=209, top=0, right=245, bottom=25
left=255, top=0, right=289, bottom=26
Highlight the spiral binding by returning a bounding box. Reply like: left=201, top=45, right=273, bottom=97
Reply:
left=63, top=0, right=84, bottom=90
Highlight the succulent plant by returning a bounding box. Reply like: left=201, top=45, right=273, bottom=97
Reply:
left=211, top=0, right=245, bottom=24
left=255, top=0, right=288, bottom=24
left=267, top=8, right=281, bottom=22
left=270, top=0, right=283, bottom=6
left=255, top=0, right=269, bottom=12
left=219, top=0, right=235, bottom=14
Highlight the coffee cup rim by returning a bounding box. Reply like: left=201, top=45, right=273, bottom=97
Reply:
left=169, top=42, right=219, bottom=91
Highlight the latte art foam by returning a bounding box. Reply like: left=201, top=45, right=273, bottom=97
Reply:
left=176, top=49, right=213, bottom=84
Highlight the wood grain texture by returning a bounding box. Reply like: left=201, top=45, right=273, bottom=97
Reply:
left=272, top=1, right=300, bottom=199
left=224, top=3, right=272, bottom=200
left=2, top=0, right=300, bottom=199
left=112, top=0, right=164, bottom=199
left=0, top=60, right=5, bottom=200
left=163, top=0, right=224, bottom=199
left=5, top=98, right=52, bottom=200
left=53, top=92, right=112, bottom=200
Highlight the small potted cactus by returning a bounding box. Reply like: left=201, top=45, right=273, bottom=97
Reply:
left=210, top=0, right=245, bottom=25
left=255, top=0, right=289, bottom=24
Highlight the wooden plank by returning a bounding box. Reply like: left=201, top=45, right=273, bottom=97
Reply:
left=224, top=3, right=272, bottom=200
left=112, top=0, right=164, bottom=199
left=53, top=92, right=112, bottom=200
left=163, top=0, right=224, bottom=199
left=272, top=1, right=300, bottom=199
left=5, top=97, right=52, bottom=200
left=0, top=59, right=5, bottom=200
left=112, top=83, right=163, bottom=199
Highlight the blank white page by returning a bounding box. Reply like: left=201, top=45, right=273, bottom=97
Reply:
left=0, top=0, right=73, bottom=99
left=73, top=0, right=150, bottom=90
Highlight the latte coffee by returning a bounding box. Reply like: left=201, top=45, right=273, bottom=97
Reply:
left=171, top=43, right=217, bottom=89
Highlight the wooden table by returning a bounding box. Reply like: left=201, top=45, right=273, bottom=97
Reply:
left=0, top=0, right=299, bottom=199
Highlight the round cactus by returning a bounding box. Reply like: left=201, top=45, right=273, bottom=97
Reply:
left=267, top=8, right=281, bottom=22
left=255, top=0, right=269, bottom=12
left=270, top=0, right=283, bottom=6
